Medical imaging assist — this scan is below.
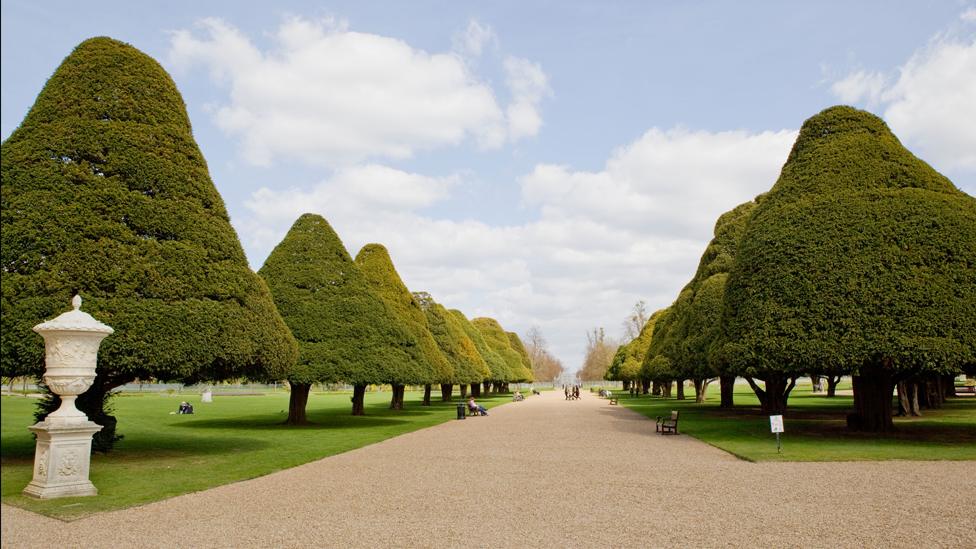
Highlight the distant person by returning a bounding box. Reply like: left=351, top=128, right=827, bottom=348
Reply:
left=178, top=401, right=193, bottom=414
left=513, top=390, right=524, bottom=401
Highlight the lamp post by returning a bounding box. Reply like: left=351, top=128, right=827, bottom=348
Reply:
left=23, top=295, right=113, bottom=499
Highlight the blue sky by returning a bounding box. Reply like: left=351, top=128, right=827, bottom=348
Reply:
left=3, top=1, right=974, bottom=370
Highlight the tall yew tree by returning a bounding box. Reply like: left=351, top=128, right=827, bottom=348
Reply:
left=355, top=244, right=448, bottom=408
left=450, top=309, right=506, bottom=396
left=472, top=317, right=521, bottom=391
left=1, top=37, right=298, bottom=449
left=653, top=200, right=758, bottom=406
left=414, top=292, right=489, bottom=401
left=506, top=332, right=536, bottom=383
left=258, top=215, right=418, bottom=420
left=722, top=106, right=976, bottom=430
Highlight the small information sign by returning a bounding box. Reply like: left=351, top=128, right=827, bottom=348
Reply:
left=769, top=415, right=784, bottom=433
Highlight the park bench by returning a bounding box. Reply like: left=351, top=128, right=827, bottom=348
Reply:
left=609, top=396, right=619, bottom=405
left=955, top=385, right=976, bottom=395
left=656, top=411, right=679, bottom=434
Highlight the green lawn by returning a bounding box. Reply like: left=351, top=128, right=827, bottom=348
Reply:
left=616, top=383, right=976, bottom=461
left=1, top=389, right=514, bottom=520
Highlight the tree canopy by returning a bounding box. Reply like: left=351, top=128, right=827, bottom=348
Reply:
left=1, top=36, right=297, bottom=386
left=450, top=309, right=508, bottom=380
left=355, top=244, right=450, bottom=385
left=414, top=293, right=489, bottom=385
left=721, top=105, right=976, bottom=427
left=259, top=214, right=421, bottom=387
left=506, top=332, right=536, bottom=382
left=472, top=317, right=521, bottom=382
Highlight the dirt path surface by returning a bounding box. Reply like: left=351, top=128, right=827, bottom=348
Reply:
left=3, top=390, right=974, bottom=548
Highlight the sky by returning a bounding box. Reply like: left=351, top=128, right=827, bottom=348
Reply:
left=2, top=1, right=975, bottom=372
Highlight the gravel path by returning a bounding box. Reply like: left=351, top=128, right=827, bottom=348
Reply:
left=2, top=390, right=974, bottom=548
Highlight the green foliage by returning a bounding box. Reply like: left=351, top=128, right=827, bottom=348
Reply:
left=355, top=244, right=449, bottom=384
left=722, top=105, right=976, bottom=378
left=639, top=309, right=675, bottom=381
left=605, top=344, right=628, bottom=381
left=471, top=317, right=521, bottom=382
left=506, top=332, right=536, bottom=382
left=449, top=310, right=508, bottom=380
left=1, top=36, right=298, bottom=385
left=414, top=293, right=488, bottom=384
left=258, top=215, right=420, bottom=385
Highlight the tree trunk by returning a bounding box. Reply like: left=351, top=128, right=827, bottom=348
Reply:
left=389, top=384, right=405, bottom=410
left=719, top=375, right=735, bottom=408
left=810, top=375, right=822, bottom=393
left=676, top=379, right=685, bottom=400
left=285, top=382, right=311, bottom=425
left=483, top=381, right=492, bottom=394
left=651, top=381, right=661, bottom=396
left=460, top=384, right=468, bottom=399
left=622, top=380, right=631, bottom=391
left=826, top=375, right=841, bottom=397
left=471, top=383, right=481, bottom=397
left=693, top=378, right=707, bottom=403
left=849, top=361, right=896, bottom=432
left=662, top=381, right=672, bottom=398
left=422, top=384, right=432, bottom=406
left=641, top=379, right=650, bottom=395
left=745, top=375, right=796, bottom=414
left=351, top=384, right=366, bottom=416
left=440, top=383, right=454, bottom=402
left=896, top=381, right=920, bottom=417
left=943, top=374, right=957, bottom=398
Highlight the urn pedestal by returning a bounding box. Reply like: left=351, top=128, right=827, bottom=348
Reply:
left=23, top=295, right=112, bottom=499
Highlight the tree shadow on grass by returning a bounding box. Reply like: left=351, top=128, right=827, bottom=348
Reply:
left=171, top=413, right=411, bottom=430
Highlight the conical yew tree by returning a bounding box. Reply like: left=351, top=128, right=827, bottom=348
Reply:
left=414, top=292, right=489, bottom=401
left=355, top=244, right=448, bottom=408
left=449, top=309, right=506, bottom=396
left=259, top=215, right=419, bottom=419
left=1, top=37, right=298, bottom=450
left=651, top=200, right=758, bottom=406
left=472, top=317, right=521, bottom=391
left=506, top=332, right=536, bottom=383
left=722, top=105, right=976, bottom=431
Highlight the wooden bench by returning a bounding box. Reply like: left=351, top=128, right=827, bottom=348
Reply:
left=955, top=385, right=976, bottom=395
left=609, top=397, right=618, bottom=405
left=656, top=411, right=679, bottom=434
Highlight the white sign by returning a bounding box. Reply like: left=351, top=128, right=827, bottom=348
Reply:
left=769, top=415, right=784, bottom=433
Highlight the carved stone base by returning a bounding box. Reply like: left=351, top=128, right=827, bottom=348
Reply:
left=23, top=419, right=102, bottom=499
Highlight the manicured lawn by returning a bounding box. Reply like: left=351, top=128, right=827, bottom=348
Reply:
left=616, top=382, right=976, bottom=461
left=1, top=389, right=515, bottom=520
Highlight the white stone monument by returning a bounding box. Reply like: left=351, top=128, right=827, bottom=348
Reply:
left=23, top=295, right=113, bottom=499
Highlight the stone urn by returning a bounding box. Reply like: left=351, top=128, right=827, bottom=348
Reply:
left=23, top=295, right=113, bottom=499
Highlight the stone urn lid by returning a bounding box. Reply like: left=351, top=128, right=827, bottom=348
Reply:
left=33, top=295, right=114, bottom=335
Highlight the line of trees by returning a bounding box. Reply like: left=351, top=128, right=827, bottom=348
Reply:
left=606, top=106, right=976, bottom=432
left=1, top=37, right=547, bottom=448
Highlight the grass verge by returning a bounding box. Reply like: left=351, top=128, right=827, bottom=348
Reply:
left=1, top=389, right=515, bottom=520
left=615, top=383, right=976, bottom=462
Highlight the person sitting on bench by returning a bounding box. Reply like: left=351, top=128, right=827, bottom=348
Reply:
left=513, top=390, right=524, bottom=401
left=468, top=396, right=488, bottom=416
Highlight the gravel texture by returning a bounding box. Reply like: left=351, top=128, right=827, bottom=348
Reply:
left=2, top=390, right=974, bottom=548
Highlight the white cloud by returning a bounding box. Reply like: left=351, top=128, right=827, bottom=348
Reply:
left=169, top=16, right=547, bottom=167
left=453, top=19, right=496, bottom=58
left=830, top=70, right=886, bottom=107
left=961, top=7, right=976, bottom=22
left=830, top=16, right=976, bottom=176
left=238, top=127, right=795, bottom=371
left=504, top=57, right=551, bottom=139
